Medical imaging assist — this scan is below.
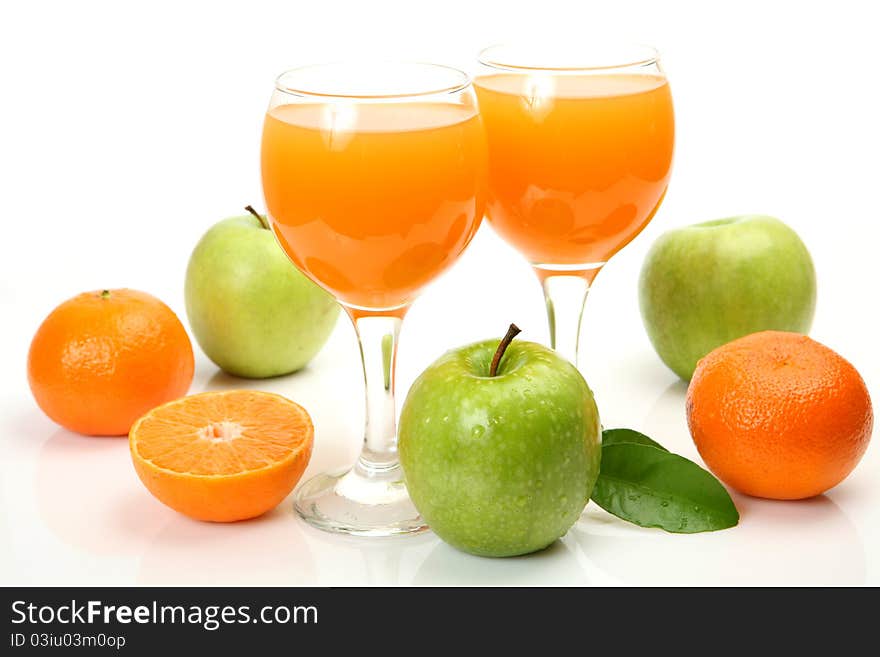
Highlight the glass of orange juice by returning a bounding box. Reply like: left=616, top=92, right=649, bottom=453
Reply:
left=474, top=44, right=674, bottom=365
left=261, top=63, right=486, bottom=536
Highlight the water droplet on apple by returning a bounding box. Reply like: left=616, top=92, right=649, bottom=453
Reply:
left=471, top=425, right=485, bottom=438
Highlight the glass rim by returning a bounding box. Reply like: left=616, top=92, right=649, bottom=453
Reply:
left=477, top=42, right=660, bottom=73
left=273, top=61, right=473, bottom=100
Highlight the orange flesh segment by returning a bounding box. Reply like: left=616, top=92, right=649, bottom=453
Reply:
left=130, top=391, right=312, bottom=476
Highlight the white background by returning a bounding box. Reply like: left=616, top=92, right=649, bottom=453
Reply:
left=1, top=0, right=878, bottom=586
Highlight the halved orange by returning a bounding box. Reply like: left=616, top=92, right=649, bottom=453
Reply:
left=129, top=390, right=313, bottom=522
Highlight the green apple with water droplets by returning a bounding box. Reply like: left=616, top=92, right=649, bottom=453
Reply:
left=399, top=326, right=601, bottom=557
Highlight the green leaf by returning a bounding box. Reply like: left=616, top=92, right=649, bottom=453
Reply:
left=602, top=428, right=668, bottom=451
left=592, top=443, right=739, bottom=533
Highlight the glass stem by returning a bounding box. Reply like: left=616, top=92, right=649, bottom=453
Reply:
left=539, top=272, right=596, bottom=367
left=351, top=312, right=403, bottom=473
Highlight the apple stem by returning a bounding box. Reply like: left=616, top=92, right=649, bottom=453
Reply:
left=245, top=205, right=271, bottom=230
left=489, top=323, right=521, bottom=377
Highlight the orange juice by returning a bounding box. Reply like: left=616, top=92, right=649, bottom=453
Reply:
left=474, top=74, right=674, bottom=266
left=261, top=102, right=486, bottom=311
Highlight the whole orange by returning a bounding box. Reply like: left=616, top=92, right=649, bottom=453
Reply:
left=28, top=289, right=194, bottom=436
left=686, top=330, right=872, bottom=500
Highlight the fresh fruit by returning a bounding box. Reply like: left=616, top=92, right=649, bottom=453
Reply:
left=28, top=289, right=194, bottom=436
left=184, top=206, right=339, bottom=379
left=129, top=390, right=313, bottom=522
left=639, top=215, right=816, bottom=380
left=399, top=325, right=601, bottom=557
left=687, top=331, right=873, bottom=500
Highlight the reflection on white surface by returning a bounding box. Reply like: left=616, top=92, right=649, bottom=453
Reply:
left=412, top=537, right=589, bottom=586
left=36, top=428, right=167, bottom=554
left=138, top=505, right=317, bottom=586
left=302, top=525, right=437, bottom=586
left=572, top=494, right=865, bottom=586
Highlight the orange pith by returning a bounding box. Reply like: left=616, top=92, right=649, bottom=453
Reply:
left=129, top=390, right=314, bottom=522
left=686, top=331, right=873, bottom=500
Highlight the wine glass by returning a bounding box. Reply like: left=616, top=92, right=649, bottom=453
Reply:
left=261, top=62, right=486, bottom=536
left=474, top=43, right=674, bottom=365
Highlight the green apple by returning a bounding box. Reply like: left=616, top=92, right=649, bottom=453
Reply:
left=399, top=326, right=601, bottom=558
left=639, top=214, right=816, bottom=381
left=185, top=207, right=339, bottom=378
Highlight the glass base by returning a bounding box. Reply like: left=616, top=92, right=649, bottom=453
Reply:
left=293, top=461, right=428, bottom=537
